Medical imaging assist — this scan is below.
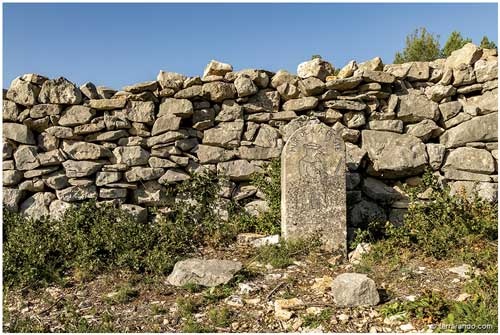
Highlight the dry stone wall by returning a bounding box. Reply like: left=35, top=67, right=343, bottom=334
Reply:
left=2, top=43, right=498, bottom=236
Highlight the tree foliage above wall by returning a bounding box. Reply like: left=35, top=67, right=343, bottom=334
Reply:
left=394, top=27, right=497, bottom=63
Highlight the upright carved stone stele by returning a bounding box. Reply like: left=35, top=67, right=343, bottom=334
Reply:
left=281, top=124, right=346, bottom=253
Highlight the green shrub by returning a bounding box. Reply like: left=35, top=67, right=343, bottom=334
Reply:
left=3, top=209, right=72, bottom=287
left=352, top=170, right=497, bottom=262
left=176, top=296, right=201, bottom=318
left=223, top=159, right=282, bottom=237
left=3, top=168, right=281, bottom=288
left=380, top=290, right=451, bottom=323
left=202, top=285, right=234, bottom=303
left=445, top=266, right=498, bottom=332
left=208, top=307, right=232, bottom=327
left=302, top=308, right=333, bottom=328
left=256, top=237, right=321, bottom=268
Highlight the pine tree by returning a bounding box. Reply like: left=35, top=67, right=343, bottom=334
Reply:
left=441, top=31, right=472, bottom=57
left=393, top=28, right=441, bottom=64
left=480, top=36, right=497, bottom=49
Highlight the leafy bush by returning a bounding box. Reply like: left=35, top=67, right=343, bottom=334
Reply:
left=230, top=159, right=281, bottom=235
left=302, top=308, right=333, bottom=328
left=3, top=201, right=186, bottom=287
left=255, top=237, right=321, bottom=268
left=3, top=172, right=229, bottom=287
left=380, top=290, right=451, bottom=323
left=208, top=307, right=232, bottom=328
left=445, top=266, right=498, bottom=332
left=3, top=165, right=284, bottom=288
left=352, top=170, right=497, bottom=262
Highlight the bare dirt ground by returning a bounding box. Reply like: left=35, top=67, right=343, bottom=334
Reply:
left=3, top=241, right=472, bottom=333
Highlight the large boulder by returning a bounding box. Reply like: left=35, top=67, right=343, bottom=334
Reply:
left=58, top=106, right=95, bottom=126
left=3, top=188, right=24, bottom=212
left=6, top=77, right=40, bottom=106
left=63, top=141, right=109, bottom=160
left=202, top=121, right=244, bottom=148
left=331, top=273, right=380, bottom=307
left=440, top=113, right=498, bottom=148
left=29, top=104, right=63, bottom=119
left=445, top=43, right=483, bottom=69
left=20, top=192, right=56, bottom=220
left=167, top=258, right=242, bottom=287
left=202, top=82, right=236, bottom=102
left=125, top=101, right=155, bottom=123
left=362, top=130, right=428, bottom=178
left=158, top=98, right=193, bottom=118
left=297, top=58, right=334, bottom=81
left=3, top=123, right=35, bottom=144
left=88, top=98, right=127, bottom=110
left=62, top=160, right=103, bottom=178
left=474, top=59, right=498, bottom=83
left=38, top=77, right=82, bottom=105
left=157, top=71, right=186, bottom=91
left=234, top=75, right=258, bottom=97
left=282, top=97, right=318, bottom=111
left=397, top=92, right=439, bottom=123
left=152, top=115, right=182, bottom=135
left=217, top=160, right=262, bottom=181
left=56, top=185, right=98, bottom=202
left=158, top=169, right=191, bottom=185
left=112, top=146, right=150, bottom=166
left=14, top=145, right=40, bottom=170
left=196, top=145, right=235, bottom=164
left=443, top=147, right=495, bottom=174
left=203, top=60, right=233, bottom=77
left=49, top=200, right=72, bottom=221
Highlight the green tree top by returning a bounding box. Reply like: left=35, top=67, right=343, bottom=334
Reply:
left=394, top=28, right=497, bottom=63
left=441, top=31, right=472, bottom=57
left=480, top=36, right=497, bottom=49
left=394, top=28, right=441, bottom=64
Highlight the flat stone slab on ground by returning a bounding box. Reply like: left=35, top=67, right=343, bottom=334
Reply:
left=167, top=258, right=242, bottom=287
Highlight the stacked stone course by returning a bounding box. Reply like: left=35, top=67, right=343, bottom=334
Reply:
left=3, top=43, right=498, bottom=233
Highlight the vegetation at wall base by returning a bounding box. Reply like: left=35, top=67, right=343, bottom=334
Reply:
left=3, top=164, right=498, bottom=332
left=352, top=171, right=498, bottom=332
left=3, top=163, right=283, bottom=289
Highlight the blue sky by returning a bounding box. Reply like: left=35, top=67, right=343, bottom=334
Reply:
left=3, top=3, right=498, bottom=90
